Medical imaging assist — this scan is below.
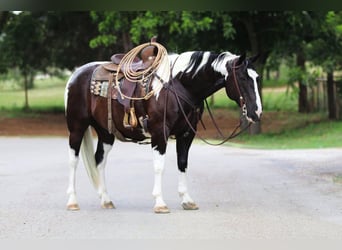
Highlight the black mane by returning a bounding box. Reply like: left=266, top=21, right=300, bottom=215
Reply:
left=183, top=51, right=218, bottom=78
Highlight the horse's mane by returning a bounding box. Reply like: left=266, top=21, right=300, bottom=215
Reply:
left=178, top=51, right=238, bottom=79
left=183, top=51, right=218, bottom=78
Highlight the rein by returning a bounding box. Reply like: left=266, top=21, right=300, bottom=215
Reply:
left=166, top=59, right=251, bottom=146
left=232, top=60, right=247, bottom=117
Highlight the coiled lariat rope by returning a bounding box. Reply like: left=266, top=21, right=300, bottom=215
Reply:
left=115, top=42, right=170, bottom=100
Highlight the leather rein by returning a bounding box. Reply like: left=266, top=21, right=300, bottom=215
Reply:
left=165, top=59, right=251, bottom=146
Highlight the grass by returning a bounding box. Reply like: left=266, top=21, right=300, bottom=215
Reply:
left=0, top=75, right=341, bottom=149
left=229, top=119, right=342, bottom=149
left=0, top=76, right=66, bottom=112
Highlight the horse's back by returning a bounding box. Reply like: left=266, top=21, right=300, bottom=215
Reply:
left=65, top=62, right=108, bottom=129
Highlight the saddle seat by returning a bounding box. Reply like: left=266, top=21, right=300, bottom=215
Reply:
left=91, top=41, right=158, bottom=131
left=108, top=44, right=157, bottom=72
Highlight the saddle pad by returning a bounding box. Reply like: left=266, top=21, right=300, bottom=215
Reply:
left=90, top=65, right=138, bottom=110
left=91, top=65, right=115, bottom=98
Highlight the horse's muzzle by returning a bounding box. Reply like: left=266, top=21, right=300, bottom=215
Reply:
left=246, top=110, right=262, bottom=123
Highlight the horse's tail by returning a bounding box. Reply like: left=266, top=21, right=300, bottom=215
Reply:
left=80, top=127, right=100, bottom=190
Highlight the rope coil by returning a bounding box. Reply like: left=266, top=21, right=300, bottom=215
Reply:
left=115, top=42, right=170, bottom=100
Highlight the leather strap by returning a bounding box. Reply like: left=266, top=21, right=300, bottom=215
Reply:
left=107, top=73, right=114, bottom=134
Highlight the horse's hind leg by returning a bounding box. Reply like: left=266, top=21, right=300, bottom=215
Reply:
left=95, top=140, right=115, bottom=209
left=66, top=130, right=86, bottom=210
left=176, top=132, right=199, bottom=210
left=93, top=125, right=115, bottom=209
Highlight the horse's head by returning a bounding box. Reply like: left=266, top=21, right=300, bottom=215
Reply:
left=225, top=53, right=262, bottom=123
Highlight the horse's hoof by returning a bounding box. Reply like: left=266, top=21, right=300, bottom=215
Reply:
left=182, top=202, right=199, bottom=210
left=102, top=201, right=115, bottom=209
left=67, top=204, right=80, bottom=211
left=154, top=206, right=170, bottom=214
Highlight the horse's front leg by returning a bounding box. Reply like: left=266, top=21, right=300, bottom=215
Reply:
left=151, top=137, right=170, bottom=213
left=176, top=132, right=199, bottom=210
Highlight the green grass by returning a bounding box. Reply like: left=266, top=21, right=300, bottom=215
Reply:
left=0, top=76, right=66, bottom=112
left=228, top=118, right=342, bottom=149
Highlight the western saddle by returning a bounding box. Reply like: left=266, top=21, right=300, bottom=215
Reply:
left=90, top=37, right=158, bottom=133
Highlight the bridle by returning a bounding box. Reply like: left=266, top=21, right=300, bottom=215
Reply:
left=231, top=59, right=248, bottom=118
left=165, top=58, right=251, bottom=146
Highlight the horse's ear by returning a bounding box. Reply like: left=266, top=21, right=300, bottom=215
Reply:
left=249, top=53, right=260, bottom=63
left=151, top=36, right=157, bottom=43
left=237, top=52, right=246, bottom=65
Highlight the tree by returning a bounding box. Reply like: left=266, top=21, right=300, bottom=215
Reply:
left=307, top=11, right=342, bottom=120
left=0, top=11, right=49, bottom=110
left=229, top=11, right=296, bottom=133
left=89, top=11, right=141, bottom=52
left=89, top=11, right=236, bottom=52
left=44, top=11, right=112, bottom=69
left=0, top=11, right=113, bottom=110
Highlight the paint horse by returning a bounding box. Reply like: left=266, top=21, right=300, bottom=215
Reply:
left=65, top=46, right=262, bottom=213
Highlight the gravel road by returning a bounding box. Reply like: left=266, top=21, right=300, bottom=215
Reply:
left=0, top=137, right=342, bottom=239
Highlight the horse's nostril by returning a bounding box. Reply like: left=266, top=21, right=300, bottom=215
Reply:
left=255, top=109, right=262, bottom=119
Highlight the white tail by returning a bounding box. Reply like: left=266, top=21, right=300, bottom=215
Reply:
left=80, top=127, right=100, bottom=189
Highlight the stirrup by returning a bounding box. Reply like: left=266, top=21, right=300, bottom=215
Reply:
left=123, top=107, right=138, bottom=128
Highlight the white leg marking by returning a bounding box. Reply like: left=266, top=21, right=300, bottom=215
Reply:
left=178, top=171, right=198, bottom=210
left=178, top=171, right=194, bottom=203
left=97, top=143, right=115, bottom=209
left=66, top=148, right=80, bottom=210
left=152, top=147, right=169, bottom=213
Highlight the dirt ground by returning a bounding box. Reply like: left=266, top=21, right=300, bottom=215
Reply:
left=0, top=109, right=308, bottom=137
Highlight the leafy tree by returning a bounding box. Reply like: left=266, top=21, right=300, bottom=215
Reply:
left=44, top=11, right=113, bottom=69
left=0, top=11, right=9, bottom=32
left=89, top=11, right=236, bottom=53
left=89, top=11, right=141, bottom=52
left=0, top=11, right=48, bottom=109
left=0, top=11, right=112, bottom=110
left=307, top=11, right=342, bottom=119
left=280, top=11, right=325, bottom=113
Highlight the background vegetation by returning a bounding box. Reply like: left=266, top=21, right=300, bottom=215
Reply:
left=0, top=11, right=341, bottom=148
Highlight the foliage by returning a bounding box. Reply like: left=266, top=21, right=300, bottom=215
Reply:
left=89, top=11, right=236, bottom=52
left=307, top=11, right=342, bottom=72
left=0, top=12, right=48, bottom=78
left=44, top=11, right=112, bottom=69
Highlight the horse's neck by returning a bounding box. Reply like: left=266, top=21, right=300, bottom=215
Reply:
left=178, top=69, right=225, bottom=102
left=171, top=52, right=228, bottom=101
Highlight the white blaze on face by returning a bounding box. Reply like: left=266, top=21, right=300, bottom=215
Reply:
left=247, top=68, right=262, bottom=118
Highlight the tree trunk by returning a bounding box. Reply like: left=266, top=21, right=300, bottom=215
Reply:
left=327, top=71, right=337, bottom=120
left=297, top=51, right=309, bottom=113
left=23, top=73, right=29, bottom=111
left=122, top=31, right=133, bottom=52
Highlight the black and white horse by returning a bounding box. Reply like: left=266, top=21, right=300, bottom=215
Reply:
left=64, top=49, right=262, bottom=213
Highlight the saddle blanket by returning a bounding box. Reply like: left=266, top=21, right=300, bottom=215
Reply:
left=90, top=64, right=138, bottom=100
